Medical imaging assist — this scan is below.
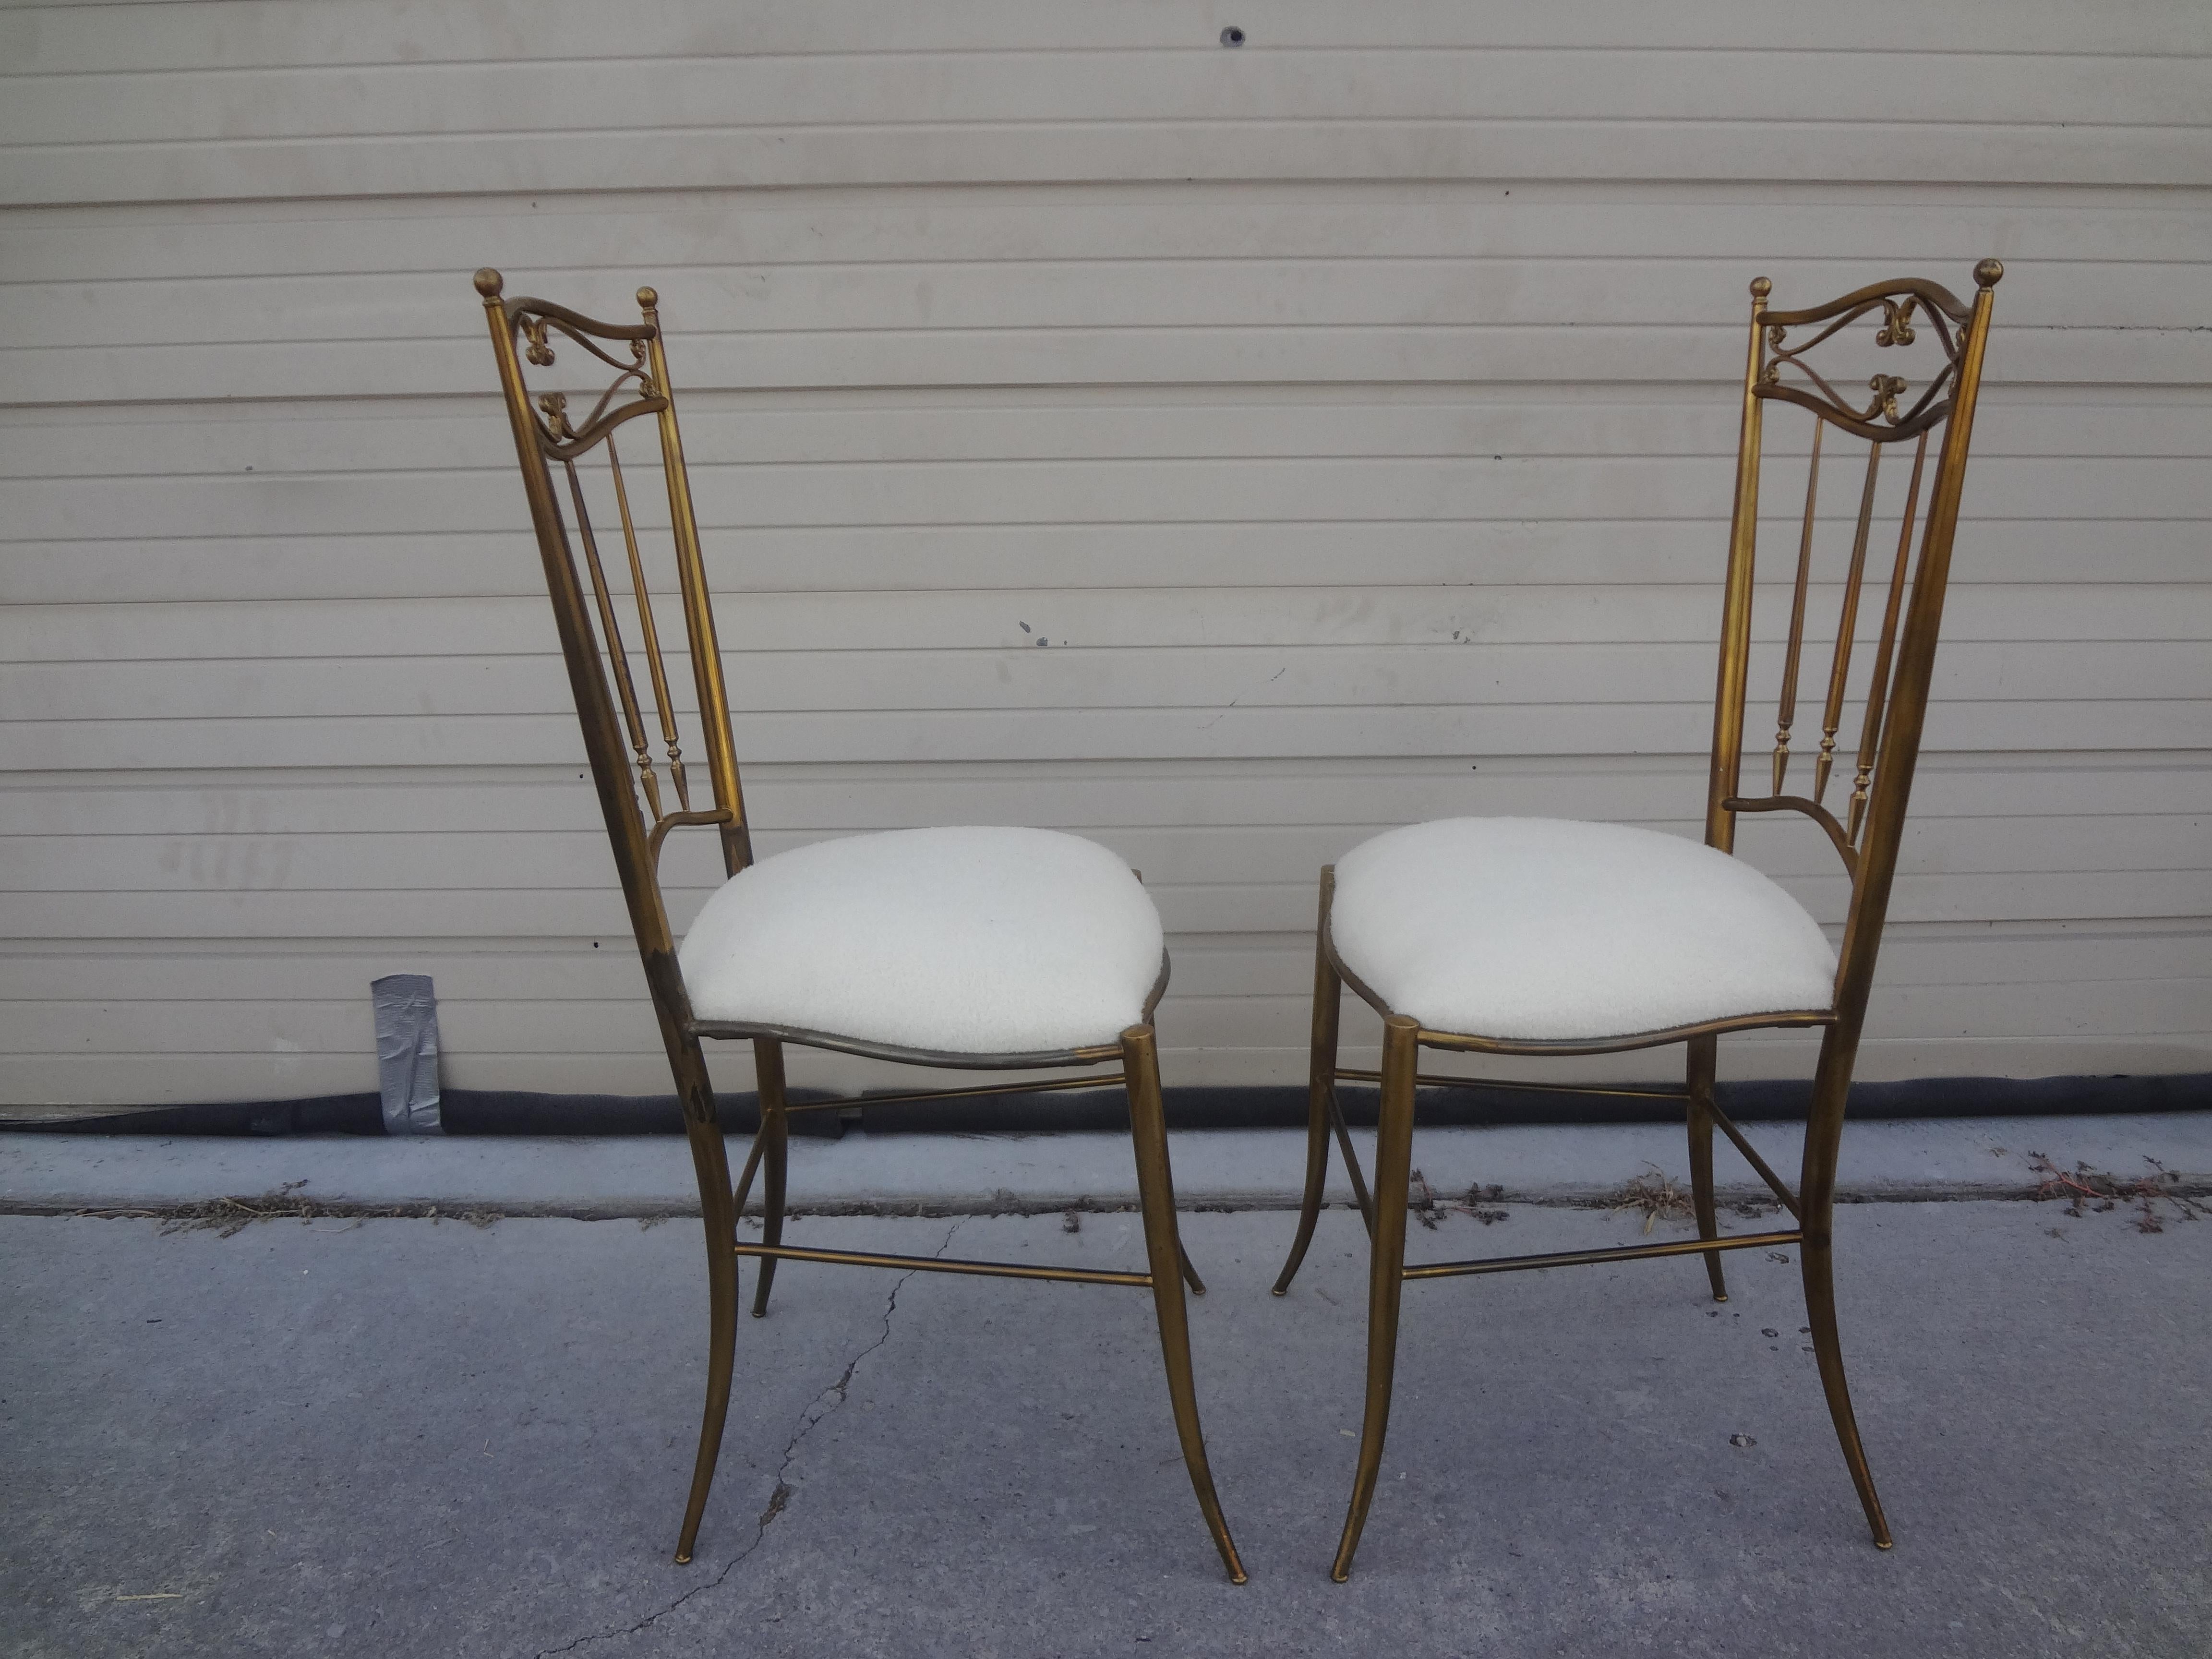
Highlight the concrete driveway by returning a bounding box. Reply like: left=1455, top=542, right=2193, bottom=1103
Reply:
left=4, top=1189, right=2206, bottom=1657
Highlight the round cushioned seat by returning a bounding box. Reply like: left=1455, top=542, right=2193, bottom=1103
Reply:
left=1329, top=817, right=1837, bottom=1044
left=678, top=825, right=1164, bottom=1057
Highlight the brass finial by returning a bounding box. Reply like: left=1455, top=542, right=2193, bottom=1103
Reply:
left=1750, top=276, right=1772, bottom=299
left=1973, top=258, right=2004, bottom=289
left=637, top=286, right=659, bottom=310
left=473, top=267, right=504, bottom=299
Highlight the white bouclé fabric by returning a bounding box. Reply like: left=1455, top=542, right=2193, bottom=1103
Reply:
left=678, top=826, right=1164, bottom=1055
left=1330, top=817, right=1837, bottom=1042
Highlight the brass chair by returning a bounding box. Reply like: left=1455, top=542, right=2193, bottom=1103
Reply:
left=1275, top=263, right=2004, bottom=1578
left=472, top=270, right=1244, bottom=1582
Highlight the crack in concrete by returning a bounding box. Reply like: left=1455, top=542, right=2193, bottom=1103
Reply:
left=534, top=1217, right=964, bottom=1658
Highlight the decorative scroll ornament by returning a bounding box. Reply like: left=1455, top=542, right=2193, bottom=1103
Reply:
left=1873, top=297, right=1916, bottom=347
left=509, top=313, right=662, bottom=455
left=537, top=391, right=574, bottom=441
left=1761, top=290, right=1962, bottom=438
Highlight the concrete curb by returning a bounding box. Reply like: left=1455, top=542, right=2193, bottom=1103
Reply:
left=4, top=1114, right=2208, bottom=1219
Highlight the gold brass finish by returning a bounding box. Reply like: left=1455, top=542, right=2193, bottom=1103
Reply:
left=475, top=271, right=1241, bottom=1580
left=842, top=1072, right=1130, bottom=1112
left=1685, top=1033, right=1729, bottom=1300
left=1773, top=416, right=1821, bottom=794
left=1402, top=1229, right=1803, bottom=1282
left=1330, top=1014, right=1419, bottom=1582
left=1333, top=1069, right=1689, bottom=1102
left=686, top=1022, right=1132, bottom=1070
left=1703, top=1094, right=1805, bottom=1221
left=1724, top=793, right=1859, bottom=875
left=748, top=1043, right=789, bottom=1320
left=1413, top=1008, right=1836, bottom=1057
left=1851, top=433, right=1929, bottom=841
left=1327, top=1077, right=1378, bottom=1237
left=735, top=1241, right=1153, bottom=1288
left=1273, top=867, right=1344, bottom=1295
left=1816, top=441, right=1886, bottom=806
left=1281, top=264, right=2000, bottom=1576
left=1126, top=1023, right=1249, bottom=1583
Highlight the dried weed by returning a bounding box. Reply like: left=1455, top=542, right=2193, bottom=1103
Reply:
left=1403, top=1170, right=1510, bottom=1227
left=75, top=1181, right=500, bottom=1238
left=2029, top=1154, right=2204, bottom=1234
left=1609, top=1164, right=1695, bottom=1235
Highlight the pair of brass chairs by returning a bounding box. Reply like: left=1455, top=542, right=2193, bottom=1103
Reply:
left=475, top=260, right=2002, bottom=1582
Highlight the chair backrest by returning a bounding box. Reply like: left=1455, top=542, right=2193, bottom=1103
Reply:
left=1706, top=261, right=2001, bottom=1026
left=474, top=269, right=751, bottom=988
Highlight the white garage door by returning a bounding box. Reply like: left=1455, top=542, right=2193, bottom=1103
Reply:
left=2, top=2, right=2207, bottom=1103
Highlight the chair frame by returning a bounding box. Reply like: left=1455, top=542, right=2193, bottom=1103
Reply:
left=1274, top=262, right=2004, bottom=1578
left=472, top=270, right=1244, bottom=1583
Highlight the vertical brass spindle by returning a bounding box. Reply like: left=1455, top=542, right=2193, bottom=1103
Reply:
left=1773, top=419, right=1823, bottom=794
left=564, top=459, right=663, bottom=821
left=605, top=438, right=691, bottom=812
left=1848, top=433, right=1928, bottom=842
left=1814, top=440, right=1884, bottom=805
left=1705, top=275, right=1771, bottom=856
left=641, top=287, right=751, bottom=876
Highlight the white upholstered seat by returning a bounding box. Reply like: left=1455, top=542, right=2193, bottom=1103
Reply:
left=1329, top=817, right=1836, bottom=1044
left=678, top=825, right=1164, bottom=1056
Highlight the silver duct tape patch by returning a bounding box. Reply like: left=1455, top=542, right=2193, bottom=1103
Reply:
left=371, top=973, right=443, bottom=1136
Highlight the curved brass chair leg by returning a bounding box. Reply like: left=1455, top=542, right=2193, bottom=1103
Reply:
left=674, top=1210, right=738, bottom=1564
left=1125, top=1025, right=1248, bottom=1584
left=1801, top=1032, right=1892, bottom=1548
left=1685, top=1034, right=1729, bottom=1303
left=1274, top=866, right=1342, bottom=1296
left=672, top=1045, right=739, bottom=1565
left=749, top=1039, right=789, bottom=1320
left=1802, top=1229, right=1891, bottom=1548
left=1331, top=1014, right=1418, bottom=1582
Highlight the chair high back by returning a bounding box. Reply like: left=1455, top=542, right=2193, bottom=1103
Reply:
left=471, top=270, right=1247, bottom=1581
left=1707, top=260, right=2003, bottom=1041
left=1274, top=262, right=2005, bottom=1579
left=474, top=270, right=751, bottom=1005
